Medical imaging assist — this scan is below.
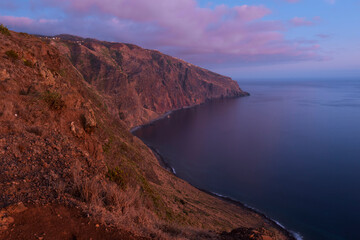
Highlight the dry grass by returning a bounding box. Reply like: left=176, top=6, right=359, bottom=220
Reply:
left=67, top=160, right=210, bottom=239
left=42, top=90, right=66, bottom=110
left=69, top=161, right=155, bottom=235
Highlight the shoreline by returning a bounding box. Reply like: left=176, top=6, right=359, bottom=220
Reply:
left=140, top=144, right=302, bottom=240
left=130, top=93, right=249, bottom=133
left=131, top=97, right=302, bottom=240
left=204, top=191, right=303, bottom=240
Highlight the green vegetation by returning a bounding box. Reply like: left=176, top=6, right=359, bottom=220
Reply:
left=5, top=50, right=18, bottom=60
left=23, top=59, right=33, bottom=67
left=138, top=174, right=175, bottom=220
left=42, top=90, right=66, bottom=110
left=138, top=174, right=162, bottom=210
left=0, top=24, right=10, bottom=36
left=106, top=167, right=129, bottom=190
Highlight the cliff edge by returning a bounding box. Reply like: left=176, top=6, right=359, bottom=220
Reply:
left=50, top=34, right=248, bottom=127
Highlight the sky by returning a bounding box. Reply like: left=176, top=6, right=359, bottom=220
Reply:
left=1, top=0, right=359, bottom=80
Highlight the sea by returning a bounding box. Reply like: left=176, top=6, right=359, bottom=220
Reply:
left=133, top=79, right=360, bottom=240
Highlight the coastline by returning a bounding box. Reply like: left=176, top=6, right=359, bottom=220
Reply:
left=130, top=92, right=250, bottom=133
left=131, top=99, right=302, bottom=240
left=205, top=191, right=303, bottom=240
left=139, top=143, right=301, bottom=240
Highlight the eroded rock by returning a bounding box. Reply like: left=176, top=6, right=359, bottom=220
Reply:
left=82, top=109, right=97, bottom=134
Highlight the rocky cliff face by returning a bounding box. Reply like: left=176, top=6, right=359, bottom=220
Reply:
left=0, top=28, right=291, bottom=240
left=51, top=35, right=248, bottom=127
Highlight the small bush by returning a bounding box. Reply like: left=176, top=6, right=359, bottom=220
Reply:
left=19, top=89, right=28, bottom=95
left=0, top=24, right=10, bottom=36
left=106, top=167, right=128, bottom=190
left=102, top=137, right=113, bottom=153
left=118, top=111, right=126, bottom=120
left=5, top=50, right=18, bottom=60
left=42, top=90, right=66, bottom=110
left=23, top=59, right=33, bottom=67
left=26, top=126, right=42, bottom=136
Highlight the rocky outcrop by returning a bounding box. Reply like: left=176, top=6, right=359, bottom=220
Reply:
left=82, top=109, right=97, bottom=134
left=50, top=35, right=248, bottom=127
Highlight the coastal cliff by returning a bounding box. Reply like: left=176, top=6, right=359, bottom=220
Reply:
left=0, top=28, right=291, bottom=240
left=50, top=34, right=248, bottom=127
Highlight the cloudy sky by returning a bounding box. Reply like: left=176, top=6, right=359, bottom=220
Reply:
left=1, top=0, right=359, bottom=79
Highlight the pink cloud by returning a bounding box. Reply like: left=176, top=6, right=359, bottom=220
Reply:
left=1, top=0, right=323, bottom=65
left=0, top=16, right=34, bottom=26
left=290, top=16, right=321, bottom=27
left=290, top=17, right=315, bottom=26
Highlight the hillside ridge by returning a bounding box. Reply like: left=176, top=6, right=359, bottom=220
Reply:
left=45, top=33, right=248, bottom=127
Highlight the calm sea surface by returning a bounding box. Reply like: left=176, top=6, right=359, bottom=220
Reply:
left=133, top=80, right=360, bottom=240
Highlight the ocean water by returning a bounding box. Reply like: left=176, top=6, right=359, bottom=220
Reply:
left=133, top=79, right=360, bottom=240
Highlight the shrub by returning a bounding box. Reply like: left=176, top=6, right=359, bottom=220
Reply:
left=5, top=50, right=18, bottom=60
left=23, top=59, right=33, bottom=67
left=26, top=126, right=43, bottom=136
left=118, top=111, right=126, bottom=120
left=106, top=167, right=128, bottom=190
left=42, top=90, right=66, bottom=110
left=0, top=24, right=10, bottom=36
left=19, top=89, right=28, bottom=95
left=102, top=137, right=113, bottom=153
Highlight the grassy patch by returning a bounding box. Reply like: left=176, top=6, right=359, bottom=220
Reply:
left=138, top=174, right=175, bottom=220
left=139, top=174, right=161, bottom=209
left=23, top=59, right=33, bottom=67
left=106, top=167, right=129, bottom=190
left=5, top=50, right=18, bottom=60
left=0, top=24, right=10, bottom=36
left=42, top=90, right=66, bottom=110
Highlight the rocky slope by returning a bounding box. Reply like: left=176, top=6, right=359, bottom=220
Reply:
left=0, top=27, right=292, bottom=240
left=50, top=34, right=248, bottom=127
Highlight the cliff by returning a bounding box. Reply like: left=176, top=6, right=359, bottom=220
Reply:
left=0, top=28, right=291, bottom=240
left=50, top=34, right=248, bottom=127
